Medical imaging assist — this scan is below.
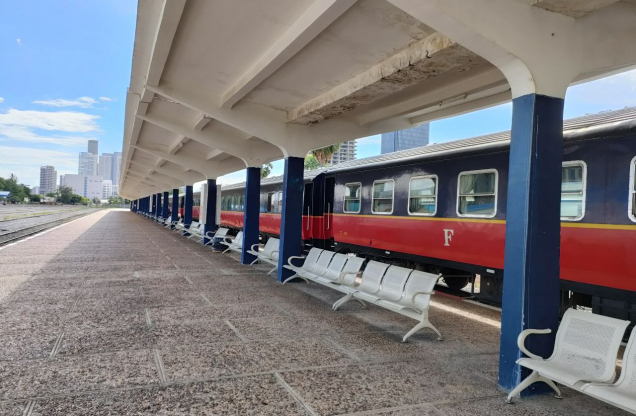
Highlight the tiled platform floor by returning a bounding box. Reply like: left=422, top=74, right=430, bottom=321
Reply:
left=0, top=210, right=628, bottom=415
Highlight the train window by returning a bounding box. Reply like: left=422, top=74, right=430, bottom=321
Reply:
left=457, top=170, right=497, bottom=218
left=629, top=157, right=636, bottom=222
left=372, top=180, right=395, bottom=215
left=561, top=161, right=586, bottom=221
left=409, top=176, right=437, bottom=216
left=343, top=183, right=361, bottom=213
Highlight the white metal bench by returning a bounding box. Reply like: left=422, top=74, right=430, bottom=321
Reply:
left=220, top=231, right=243, bottom=254
left=506, top=308, right=630, bottom=409
left=185, top=222, right=204, bottom=242
left=247, top=238, right=280, bottom=275
left=204, top=227, right=229, bottom=249
left=582, top=328, right=636, bottom=414
left=283, top=248, right=324, bottom=281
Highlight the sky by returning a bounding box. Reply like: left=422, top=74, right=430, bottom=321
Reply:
left=0, top=1, right=635, bottom=190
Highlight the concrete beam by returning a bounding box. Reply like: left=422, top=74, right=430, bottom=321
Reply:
left=146, top=0, right=186, bottom=87
left=138, top=113, right=253, bottom=163
left=221, top=0, right=357, bottom=109
left=287, top=33, right=484, bottom=124
left=526, top=0, right=620, bottom=18
left=129, top=159, right=203, bottom=185
left=358, top=68, right=508, bottom=126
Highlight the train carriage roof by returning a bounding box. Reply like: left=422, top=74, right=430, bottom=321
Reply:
left=222, top=107, right=636, bottom=189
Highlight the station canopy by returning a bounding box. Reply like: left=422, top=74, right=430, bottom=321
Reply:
left=119, top=0, right=635, bottom=200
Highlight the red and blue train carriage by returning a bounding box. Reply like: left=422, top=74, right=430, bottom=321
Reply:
left=180, top=107, right=636, bottom=323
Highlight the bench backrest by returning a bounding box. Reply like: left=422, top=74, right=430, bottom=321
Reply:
left=262, top=238, right=279, bottom=257
left=614, top=328, right=636, bottom=393
left=323, top=253, right=348, bottom=281
left=355, top=261, right=389, bottom=293
left=339, top=256, right=364, bottom=285
left=296, top=248, right=322, bottom=271
left=399, top=270, right=438, bottom=311
left=377, top=265, right=413, bottom=302
left=312, top=251, right=335, bottom=276
left=215, top=227, right=229, bottom=238
left=551, top=308, right=629, bottom=383
left=233, top=231, right=244, bottom=247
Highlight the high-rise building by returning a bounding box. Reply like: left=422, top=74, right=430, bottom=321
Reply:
left=380, top=123, right=430, bottom=154
left=78, top=152, right=98, bottom=175
left=102, top=180, right=113, bottom=199
left=112, top=152, right=122, bottom=185
left=328, top=141, right=357, bottom=166
left=39, top=165, right=57, bottom=195
left=61, top=174, right=103, bottom=200
left=87, top=139, right=98, bottom=155
left=112, top=184, right=119, bottom=197
left=31, top=186, right=40, bottom=195
left=99, top=153, right=114, bottom=182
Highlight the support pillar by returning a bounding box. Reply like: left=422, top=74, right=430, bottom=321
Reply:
left=152, top=194, right=158, bottom=218
left=498, top=94, right=564, bottom=394
left=183, top=185, right=193, bottom=235
left=241, top=167, right=261, bottom=264
left=162, top=191, right=170, bottom=222
left=156, top=193, right=162, bottom=221
left=171, top=189, right=179, bottom=229
left=276, top=157, right=305, bottom=282
left=203, top=179, right=217, bottom=246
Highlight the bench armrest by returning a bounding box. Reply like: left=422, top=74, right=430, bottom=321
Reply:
left=517, top=329, right=551, bottom=361
left=251, top=243, right=262, bottom=252
left=338, top=271, right=358, bottom=284
left=287, top=256, right=306, bottom=268
left=205, top=231, right=216, bottom=238
left=410, top=291, right=435, bottom=304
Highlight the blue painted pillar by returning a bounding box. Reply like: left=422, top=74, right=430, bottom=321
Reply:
left=143, top=197, right=147, bottom=214
left=156, top=193, right=162, bottom=221
left=203, top=179, right=217, bottom=246
left=171, top=189, right=179, bottom=229
left=241, top=167, right=261, bottom=264
left=498, top=94, right=564, bottom=394
left=152, top=194, right=158, bottom=218
left=183, top=185, right=193, bottom=235
left=162, top=191, right=170, bottom=221
left=276, top=157, right=305, bottom=282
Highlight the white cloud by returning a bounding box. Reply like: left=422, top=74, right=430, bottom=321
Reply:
left=33, top=96, right=98, bottom=108
left=16, top=38, right=21, bottom=47
left=99, top=96, right=114, bottom=102
left=0, top=109, right=100, bottom=148
left=0, top=109, right=100, bottom=133
left=0, top=97, right=4, bottom=103
left=0, top=145, right=77, bottom=186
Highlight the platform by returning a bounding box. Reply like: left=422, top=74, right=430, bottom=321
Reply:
left=0, top=210, right=628, bottom=415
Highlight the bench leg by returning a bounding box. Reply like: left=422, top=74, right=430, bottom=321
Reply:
left=222, top=247, right=231, bottom=254
left=505, top=371, right=561, bottom=403
left=267, top=266, right=277, bottom=276
left=282, top=274, right=307, bottom=284
left=402, top=319, right=443, bottom=343
left=250, top=258, right=259, bottom=266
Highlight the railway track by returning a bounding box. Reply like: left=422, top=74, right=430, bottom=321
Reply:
left=0, top=209, right=99, bottom=245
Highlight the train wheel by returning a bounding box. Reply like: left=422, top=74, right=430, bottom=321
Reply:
left=443, top=275, right=470, bottom=291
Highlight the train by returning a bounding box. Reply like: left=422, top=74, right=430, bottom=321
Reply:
left=175, top=107, right=636, bottom=323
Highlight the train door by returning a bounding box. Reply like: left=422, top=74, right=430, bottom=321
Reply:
left=324, top=177, right=335, bottom=250
left=302, top=183, right=313, bottom=246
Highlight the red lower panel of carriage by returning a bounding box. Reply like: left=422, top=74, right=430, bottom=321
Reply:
left=331, top=214, right=636, bottom=293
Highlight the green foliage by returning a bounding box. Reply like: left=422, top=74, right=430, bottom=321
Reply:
left=108, top=196, right=123, bottom=205
left=261, top=162, right=273, bottom=179
left=304, top=154, right=321, bottom=171
left=310, top=143, right=342, bottom=166
left=30, top=194, right=41, bottom=203
left=0, top=174, right=31, bottom=203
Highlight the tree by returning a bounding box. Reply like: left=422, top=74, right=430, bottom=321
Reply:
left=92, top=197, right=101, bottom=205
left=261, top=162, right=273, bottom=179
left=0, top=174, right=31, bottom=203
left=304, top=154, right=321, bottom=171
left=30, top=194, right=41, bottom=203
left=58, top=186, right=74, bottom=204
left=310, top=143, right=342, bottom=166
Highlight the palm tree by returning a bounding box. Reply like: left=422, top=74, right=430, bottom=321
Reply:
left=261, top=162, right=273, bottom=179
left=311, top=143, right=342, bottom=166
